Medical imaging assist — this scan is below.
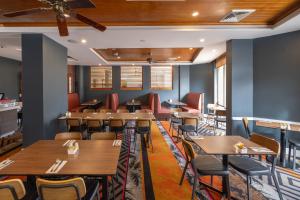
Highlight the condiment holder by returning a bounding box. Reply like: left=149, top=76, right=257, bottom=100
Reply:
left=67, top=142, right=79, bottom=155
left=234, top=142, right=247, bottom=153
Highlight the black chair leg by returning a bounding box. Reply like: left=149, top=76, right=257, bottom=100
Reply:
left=246, top=176, right=251, bottom=200
left=179, top=161, right=189, bottom=185
left=225, top=175, right=230, bottom=199
left=293, top=145, right=296, bottom=170
left=191, top=171, right=198, bottom=200
left=271, top=173, right=283, bottom=200
left=288, top=143, right=292, bottom=166
left=112, top=176, right=115, bottom=200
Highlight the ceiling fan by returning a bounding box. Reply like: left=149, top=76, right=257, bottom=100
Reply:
left=2, top=0, right=106, bottom=37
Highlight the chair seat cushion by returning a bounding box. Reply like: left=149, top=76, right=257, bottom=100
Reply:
left=178, top=125, right=196, bottom=132
left=182, top=106, right=200, bottom=113
left=229, top=156, right=270, bottom=176
left=288, top=138, right=300, bottom=146
left=192, top=155, right=229, bottom=176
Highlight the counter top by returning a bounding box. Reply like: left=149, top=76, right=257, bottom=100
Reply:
left=0, top=105, right=21, bottom=112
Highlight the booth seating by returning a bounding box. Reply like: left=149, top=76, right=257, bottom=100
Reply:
left=111, top=93, right=126, bottom=113
left=68, top=93, right=86, bottom=112
left=154, top=93, right=171, bottom=120
left=182, top=92, right=204, bottom=114
left=141, top=93, right=155, bottom=112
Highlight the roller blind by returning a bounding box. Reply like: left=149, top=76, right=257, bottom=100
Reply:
left=90, top=66, right=112, bottom=89
left=151, top=66, right=173, bottom=90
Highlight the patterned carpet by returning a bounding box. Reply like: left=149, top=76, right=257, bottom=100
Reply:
left=159, top=120, right=300, bottom=200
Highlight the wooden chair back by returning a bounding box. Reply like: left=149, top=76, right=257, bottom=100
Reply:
left=136, top=120, right=152, bottom=128
left=181, top=139, right=196, bottom=162
left=82, top=109, right=95, bottom=113
left=36, top=177, right=86, bottom=200
left=215, top=110, right=226, bottom=117
left=97, top=109, right=112, bottom=113
left=183, top=118, right=198, bottom=127
left=109, top=119, right=124, bottom=127
left=91, top=132, right=116, bottom=140
left=66, top=118, right=82, bottom=127
left=242, top=117, right=251, bottom=137
left=250, top=133, right=280, bottom=156
left=0, top=179, right=26, bottom=200
left=117, top=109, right=129, bottom=113
left=54, top=132, right=82, bottom=140
left=86, top=119, right=102, bottom=128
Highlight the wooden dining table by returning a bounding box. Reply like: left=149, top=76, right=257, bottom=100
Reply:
left=191, top=136, right=276, bottom=198
left=172, top=111, right=203, bottom=119
left=126, top=100, right=142, bottom=112
left=256, top=120, right=300, bottom=167
left=165, top=100, right=187, bottom=108
left=0, top=140, right=121, bottom=200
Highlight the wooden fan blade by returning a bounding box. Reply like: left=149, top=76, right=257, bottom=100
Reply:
left=66, top=0, right=96, bottom=9
left=72, top=13, right=106, bottom=32
left=3, top=8, right=48, bottom=17
left=56, top=15, right=69, bottom=37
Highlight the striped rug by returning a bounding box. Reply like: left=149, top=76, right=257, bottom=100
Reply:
left=159, top=120, right=300, bottom=200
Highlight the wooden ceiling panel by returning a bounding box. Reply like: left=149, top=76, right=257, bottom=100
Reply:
left=0, top=0, right=300, bottom=27
left=94, top=48, right=201, bottom=63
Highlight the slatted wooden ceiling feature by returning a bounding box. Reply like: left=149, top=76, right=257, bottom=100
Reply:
left=93, top=48, right=202, bottom=62
left=0, top=0, right=299, bottom=26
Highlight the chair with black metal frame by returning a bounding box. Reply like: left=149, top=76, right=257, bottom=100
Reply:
left=66, top=117, right=84, bottom=132
left=181, top=138, right=230, bottom=200
left=288, top=136, right=300, bottom=170
left=0, top=179, right=26, bottom=200
left=135, top=119, right=153, bottom=152
left=109, top=119, right=125, bottom=139
left=54, top=132, right=82, bottom=140
left=214, top=110, right=226, bottom=134
left=86, top=119, right=103, bottom=139
left=178, top=118, right=199, bottom=141
left=169, top=108, right=182, bottom=138
left=229, top=133, right=283, bottom=200
left=36, top=177, right=100, bottom=200
left=82, top=109, right=96, bottom=113
left=91, top=132, right=116, bottom=140
left=242, top=117, right=251, bottom=138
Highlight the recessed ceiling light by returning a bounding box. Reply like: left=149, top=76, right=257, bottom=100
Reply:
left=177, top=56, right=181, bottom=59
left=81, top=39, right=87, bottom=44
left=132, top=64, right=135, bottom=66
left=98, top=63, right=102, bottom=66
left=117, top=56, right=121, bottom=59
left=16, top=48, right=22, bottom=51
left=189, top=48, right=193, bottom=50
left=200, top=38, right=205, bottom=43
left=212, top=49, right=217, bottom=53
left=63, top=13, right=70, bottom=18
left=192, top=11, right=199, bottom=17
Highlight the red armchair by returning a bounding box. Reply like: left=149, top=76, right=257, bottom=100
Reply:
left=154, top=93, right=171, bottom=119
left=182, top=92, right=204, bottom=113
left=68, top=93, right=86, bottom=112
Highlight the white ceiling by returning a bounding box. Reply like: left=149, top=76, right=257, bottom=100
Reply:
left=0, top=12, right=300, bottom=66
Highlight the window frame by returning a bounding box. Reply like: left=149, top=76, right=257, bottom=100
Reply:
left=89, top=66, right=113, bottom=90
left=120, top=66, right=143, bottom=91
left=150, top=66, right=173, bottom=90
left=215, top=64, right=226, bottom=107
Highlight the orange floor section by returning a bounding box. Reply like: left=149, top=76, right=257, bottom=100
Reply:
left=144, top=122, right=193, bottom=200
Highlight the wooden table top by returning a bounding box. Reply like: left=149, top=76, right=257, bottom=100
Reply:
left=126, top=100, right=142, bottom=106
left=166, top=100, right=187, bottom=106
left=256, top=120, right=300, bottom=132
left=192, top=136, right=276, bottom=156
left=59, top=112, right=155, bottom=121
left=0, top=140, right=121, bottom=176
left=81, top=100, right=102, bottom=106
left=207, top=104, right=226, bottom=111
left=173, top=112, right=203, bottom=119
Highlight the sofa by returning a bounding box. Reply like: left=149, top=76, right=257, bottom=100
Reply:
left=154, top=93, right=171, bottom=119
left=182, top=92, right=204, bottom=113
left=68, top=93, right=86, bottom=112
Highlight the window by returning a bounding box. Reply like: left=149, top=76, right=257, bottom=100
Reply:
left=215, top=65, right=226, bottom=106
left=121, top=66, right=143, bottom=90
left=90, top=66, right=112, bottom=89
left=151, top=66, right=173, bottom=90
left=67, top=65, right=75, bottom=93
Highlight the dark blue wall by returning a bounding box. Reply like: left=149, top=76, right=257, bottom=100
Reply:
left=0, top=56, right=21, bottom=100
left=82, top=65, right=181, bottom=104
left=22, top=34, right=67, bottom=146
left=189, top=63, right=214, bottom=113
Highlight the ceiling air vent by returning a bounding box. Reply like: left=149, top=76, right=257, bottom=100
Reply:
left=220, top=9, right=255, bottom=23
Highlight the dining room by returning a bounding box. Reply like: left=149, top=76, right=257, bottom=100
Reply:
left=1, top=1, right=300, bottom=200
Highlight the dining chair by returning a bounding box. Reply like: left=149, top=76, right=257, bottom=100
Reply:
left=54, top=132, right=82, bottom=140
left=229, top=133, right=283, bottom=200
left=86, top=119, right=103, bottom=138
left=214, top=110, right=226, bottom=133
left=82, top=109, right=96, bottom=113
left=0, top=179, right=26, bottom=200
left=135, top=119, right=153, bottom=152
left=178, top=118, right=199, bottom=139
left=184, top=138, right=230, bottom=200
left=91, top=132, right=116, bottom=140
left=242, top=117, right=251, bottom=138
left=36, top=177, right=99, bottom=200
left=116, top=109, right=129, bottom=113
left=109, top=119, right=125, bottom=138
left=97, top=108, right=112, bottom=113
left=288, top=137, right=300, bottom=170
left=169, top=108, right=182, bottom=137
left=179, top=138, right=196, bottom=185
left=66, top=118, right=84, bottom=132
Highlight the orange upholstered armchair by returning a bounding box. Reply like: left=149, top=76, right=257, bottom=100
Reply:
left=182, top=92, right=204, bottom=114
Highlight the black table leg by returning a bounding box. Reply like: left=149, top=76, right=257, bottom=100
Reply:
left=222, top=155, right=231, bottom=199
left=280, top=129, right=287, bottom=167
left=26, top=176, right=38, bottom=200
left=102, top=176, right=108, bottom=200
